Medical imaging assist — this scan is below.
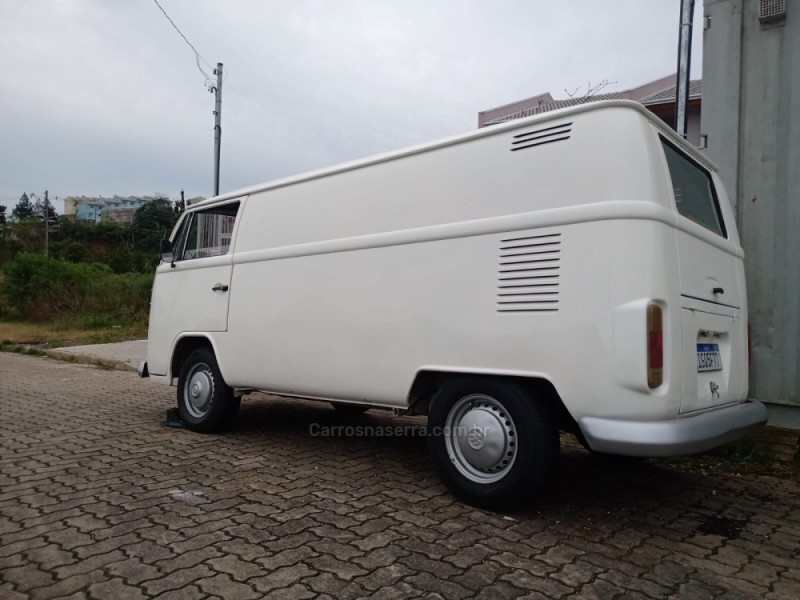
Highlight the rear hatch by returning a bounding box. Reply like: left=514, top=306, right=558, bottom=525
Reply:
left=660, top=137, right=748, bottom=413
left=679, top=296, right=747, bottom=413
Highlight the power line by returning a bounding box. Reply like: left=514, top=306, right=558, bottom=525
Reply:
left=151, top=0, right=214, bottom=87
left=150, top=0, right=226, bottom=197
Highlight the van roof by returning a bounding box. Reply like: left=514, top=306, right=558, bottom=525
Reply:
left=193, top=100, right=717, bottom=209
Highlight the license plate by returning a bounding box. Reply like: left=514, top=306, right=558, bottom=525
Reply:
left=697, top=343, right=722, bottom=372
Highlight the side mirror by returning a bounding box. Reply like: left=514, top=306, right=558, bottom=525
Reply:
left=160, top=239, right=175, bottom=265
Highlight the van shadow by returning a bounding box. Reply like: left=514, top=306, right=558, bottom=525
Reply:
left=227, top=394, right=720, bottom=522
left=230, top=394, right=434, bottom=475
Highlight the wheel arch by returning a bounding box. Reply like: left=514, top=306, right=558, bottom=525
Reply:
left=407, top=369, right=575, bottom=430
left=169, top=334, right=220, bottom=382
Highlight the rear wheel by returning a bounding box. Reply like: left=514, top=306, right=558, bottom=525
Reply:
left=427, top=378, right=559, bottom=510
left=177, top=348, right=240, bottom=432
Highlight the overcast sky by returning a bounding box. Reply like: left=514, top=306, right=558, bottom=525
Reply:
left=1, top=0, right=704, bottom=214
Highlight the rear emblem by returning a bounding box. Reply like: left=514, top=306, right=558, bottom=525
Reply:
left=710, top=381, right=720, bottom=399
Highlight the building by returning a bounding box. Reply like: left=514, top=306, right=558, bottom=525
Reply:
left=702, top=0, right=799, bottom=409
left=478, top=74, right=703, bottom=147
left=62, top=195, right=157, bottom=224
left=99, top=207, right=136, bottom=226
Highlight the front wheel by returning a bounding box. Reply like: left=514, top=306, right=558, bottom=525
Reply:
left=427, top=378, right=559, bottom=510
left=177, top=348, right=240, bottom=433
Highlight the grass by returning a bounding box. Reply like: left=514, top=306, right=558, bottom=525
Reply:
left=657, top=435, right=800, bottom=479
left=563, top=431, right=799, bottom=480
left=0, top=341, right=46, bottom=357
left=0, top=317, right=147, bottom=349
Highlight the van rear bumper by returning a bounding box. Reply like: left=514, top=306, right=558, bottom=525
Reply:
left=578, top=401, right=768, bottom=457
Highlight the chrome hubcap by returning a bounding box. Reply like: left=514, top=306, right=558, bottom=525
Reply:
left=444, top=394, right=517, bottom=483
left=184, top=363, right=214, bottom=418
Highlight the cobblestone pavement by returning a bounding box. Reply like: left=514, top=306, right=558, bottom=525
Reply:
left=1, top=352, right=799, bottom=600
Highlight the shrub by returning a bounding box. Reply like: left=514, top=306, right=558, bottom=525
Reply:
left=0, top=253, right=153, bottom=322
left=50, top=240, right=91, bottom=263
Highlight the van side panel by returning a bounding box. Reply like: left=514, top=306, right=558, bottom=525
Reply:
left=216, top=216, right=683, bottom=421
left=212, top=107, right=695, bottom=418
left=233, top=108, right=666, bottom=251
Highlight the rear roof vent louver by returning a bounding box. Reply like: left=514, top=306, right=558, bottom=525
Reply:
left=510, top=122, right=572, bottom=152
left=497, top=233, right=561, bottom=313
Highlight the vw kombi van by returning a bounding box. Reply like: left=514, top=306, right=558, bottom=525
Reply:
left=140, top=101, right=767, bottom=509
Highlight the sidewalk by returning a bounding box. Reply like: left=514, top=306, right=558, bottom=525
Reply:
left=46, top=339, right=146, bottom=372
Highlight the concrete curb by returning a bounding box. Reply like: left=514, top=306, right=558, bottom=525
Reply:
left=43, top=349, right=137, bottom=373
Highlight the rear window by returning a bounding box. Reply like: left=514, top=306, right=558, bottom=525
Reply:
left=661, top=137, right=727, bottom=238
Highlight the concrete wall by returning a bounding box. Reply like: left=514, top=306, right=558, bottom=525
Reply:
left=686, top=106, right=701, bottom=148
left=702, top=0, right=800, bottom=406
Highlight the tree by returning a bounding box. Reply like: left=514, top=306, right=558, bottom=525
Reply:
left=3, top=219, right=42, bottom=253
left=0, top=205, right=6, bottom=226
left=12, top=193, right=34, bottom=221
left=563, top=79, right=618, bottom=102
left=33, top=196, right=60, bottom=229
left=132, top=196, right=179, bottom=252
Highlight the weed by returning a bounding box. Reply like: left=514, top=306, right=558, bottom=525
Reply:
left=0, top=253, right=153, bottom=322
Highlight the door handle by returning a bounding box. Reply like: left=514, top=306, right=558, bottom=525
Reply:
left=211, top=284, right=229, bottom=292
left=712, top=287, right=724, bottom=295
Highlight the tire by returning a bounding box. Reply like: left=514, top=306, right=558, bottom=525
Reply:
left=427, top=378, right=559, bottom=511
left=177, top=348, right=240, bottom=433
left=331, top=402, right=370, bottom=415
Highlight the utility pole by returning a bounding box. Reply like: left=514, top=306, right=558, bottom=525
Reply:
left=44, top=190, right=49, bottom=257
left=212, top=63, right=223, bottom=197
left=674, top=0, right=695, bottom=139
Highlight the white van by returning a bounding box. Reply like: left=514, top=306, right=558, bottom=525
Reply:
left=140, top=100, right=767, bottom=509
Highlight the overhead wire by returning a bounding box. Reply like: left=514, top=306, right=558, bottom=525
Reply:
left=151, top=0, right=217, bottom=90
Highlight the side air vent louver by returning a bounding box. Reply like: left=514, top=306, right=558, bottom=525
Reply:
left=510, top=122, right=572, bottom=152
left=497, top=233, right=561, bottom=313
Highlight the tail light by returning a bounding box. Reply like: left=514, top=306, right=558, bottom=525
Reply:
left=647, top=304, right=663, bottom=388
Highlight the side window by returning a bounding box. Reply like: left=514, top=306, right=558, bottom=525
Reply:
left=177, top=202, right=240, bottom=261
left=661, top=137, right=727, bottom=238
left=170, top=214, right=192, bottom=260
